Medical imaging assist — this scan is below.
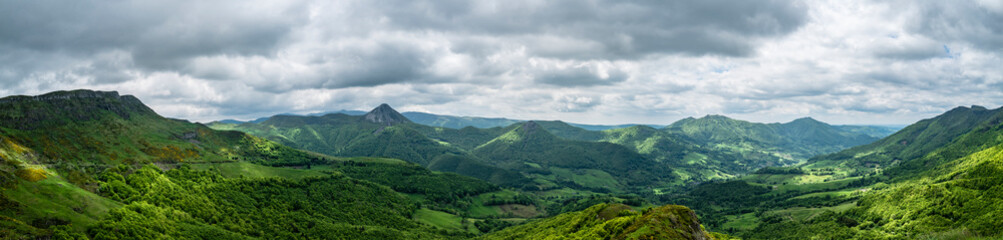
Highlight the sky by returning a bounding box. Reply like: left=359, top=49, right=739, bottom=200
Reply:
left=1, top=0, right=1001, bottom=125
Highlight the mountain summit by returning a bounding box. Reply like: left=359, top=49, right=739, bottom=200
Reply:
left=363, top=103, right=411, bottom=126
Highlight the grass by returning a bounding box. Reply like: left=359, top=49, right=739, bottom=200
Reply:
left=189, top=162, right=329, bottom=179
left=1, top=174, right=122, bottom=232
left=766, top=201, right=857, bottom=222
left=683, top=152, right=708, bottom=165
left=414, top=208, right=464, bottom=231
left=548, top=167, right=621, bottom=191
left=790, top=189, right=861, bottom=200
left=338, top=156, right=410, bottom=164
left=533, top=187, right=596, bottom=199
left=467, top=190, right=515, bottom=218
left=770, top=176, right=863, bottom=195
left=719, top=213, right=759, bottom=232
left=498, top=204, right=540, bottom=218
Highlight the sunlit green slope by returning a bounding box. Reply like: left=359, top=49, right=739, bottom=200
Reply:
left=667, top=115, right=879, bottom=161
left=472, top=121, right=674, bottom=193
left=480, top=203, right=729, bottom=240
left=677, top=105, right=1003, bottom=239
left=806, top=105, right=1003, bottom=178
left=0, top=90, right=505, bottom=239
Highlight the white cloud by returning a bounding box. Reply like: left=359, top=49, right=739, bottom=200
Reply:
left=0, top=0, right=1000, bottom=125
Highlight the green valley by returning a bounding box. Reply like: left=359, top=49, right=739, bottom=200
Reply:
left=3, top=89, right=999, bottom=240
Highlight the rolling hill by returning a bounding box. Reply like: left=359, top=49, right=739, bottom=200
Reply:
left=207, top=105, right=531, bottom=188
left=666, top=115, right=880, bottom=160
left=675, top=105, right=1003, bottom=239
left=211, top=104, right=891, bottom=191
left=472, top=121, right=675, bottom=192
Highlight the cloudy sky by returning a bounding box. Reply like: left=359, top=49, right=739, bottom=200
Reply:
left=1, top=0, right=1001, bottom=125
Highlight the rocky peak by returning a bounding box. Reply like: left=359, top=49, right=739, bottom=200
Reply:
left=521, top=121, right=540, bottom=133
left=363, top=103, right=410, bottom=126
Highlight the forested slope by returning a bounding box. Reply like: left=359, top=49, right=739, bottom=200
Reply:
left=0, top=90, right=502, bottom=239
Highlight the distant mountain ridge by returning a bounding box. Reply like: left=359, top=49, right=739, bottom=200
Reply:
left=665, top=115, right=880, bottom=160
left=807, top=105, right=1003, bottom=177
left=678, top=105, right=1003, bottom=239
left=213, top=110, right=665, bottom=131
left=471, top=121, right=673, bottom=191
left=211, top=105, right=892, bottom=185
left=207, top=104, right=532, bottom=188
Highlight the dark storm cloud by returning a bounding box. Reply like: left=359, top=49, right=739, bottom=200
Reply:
left=0, top=0, right=307, bottom=70
left=373, top=0, right=809, bottom=58
left=0, top=0, right=807, bottom=91
left=318, top=43, right=433, bottom=89
left=0, top=0, right=999, bottom=125
left=908, top=0, right=1003, bottom=52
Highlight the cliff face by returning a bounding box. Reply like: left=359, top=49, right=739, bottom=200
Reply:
left=0, top=90, right=157, bottom=130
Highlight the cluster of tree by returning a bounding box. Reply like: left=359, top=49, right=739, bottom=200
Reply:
left=483, top=194, right=534, bottom=206
left=474, top=219, right=515, bottom=233
left=330, top=160, right=499, bottom=209
left=754, top=166, right=805, bottom=175
left=84, top=164, right=473, bottom=239
left=483, top=203, right=722, bottom=239
left=542, top=194, right=647, bottom=217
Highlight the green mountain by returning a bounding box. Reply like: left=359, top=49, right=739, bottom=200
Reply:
left=472, top=121, right=674, bottom=192
left=666, top=115, right=879, bottom=161
left=402, top=112, right=522, bottom=129
left=674, top=105, right=1003, bottom=239
left=835, top=125, right=902, bottom=138
left=806, top=106, right=1002, bottom=177
left=481, top=203, right=729, bottom=240
left=534, top=120, right=605, bottom=141
left=600, top=125, right=773, bottom=182
left=0, top=90, right=322, bottom=173
left=208, top=105, right=530, bottom=188
left=0, top=90, right=508, bottom=239
left=402, top=111, right=658, bottom=131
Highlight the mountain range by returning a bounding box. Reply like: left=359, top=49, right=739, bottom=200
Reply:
left=675, top=105, right=1003, bottom=239
left=4, top=89, right=1000, bottom=239
left=209, top=103, right=892, bottom=186
left=216, top=110, right=665, bottom=130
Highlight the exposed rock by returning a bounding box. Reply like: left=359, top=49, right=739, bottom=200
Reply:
left=363, top=103, right=411, bottom=126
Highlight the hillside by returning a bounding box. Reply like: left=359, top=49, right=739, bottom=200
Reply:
left=208, top=105, right=531, bottom=188
left=666, top=115, right=880, bottom=161
left=601, top=125, right=778, bottom=182
left=402, top=112, right=521, bottom=129
left=673, top=105, right=1003, bottom=239
left=806, top=105, right=1003, bottom=178
left=0, top=90, right=505, bottom=239
left=0, top=90, right=323, bottom=176
left=481, top=203, right=727, bottom=240
left=472, top=121, right=674, bottom=192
